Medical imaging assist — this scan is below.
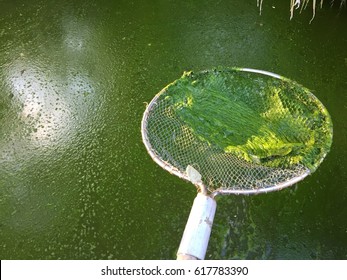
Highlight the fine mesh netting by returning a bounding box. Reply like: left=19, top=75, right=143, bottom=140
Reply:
left=142, top=68, right=333, bottom=193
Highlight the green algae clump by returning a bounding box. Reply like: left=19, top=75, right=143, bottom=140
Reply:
left=162, top=68, right=332, bottom=172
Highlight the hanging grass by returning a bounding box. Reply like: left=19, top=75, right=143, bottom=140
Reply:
left=258, top=0, right=346, bottom=23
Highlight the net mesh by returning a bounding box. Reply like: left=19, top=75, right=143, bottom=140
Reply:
left=143, top=68, right=333, bottom=193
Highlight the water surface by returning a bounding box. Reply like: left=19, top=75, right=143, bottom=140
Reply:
left=0, top=0, right=346, bottom=259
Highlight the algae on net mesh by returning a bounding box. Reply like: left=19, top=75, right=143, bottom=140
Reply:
left=163, top=69, right=332, bottom=172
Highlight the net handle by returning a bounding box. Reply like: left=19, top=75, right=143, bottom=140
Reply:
left=177, top=193, right=217, bottom=260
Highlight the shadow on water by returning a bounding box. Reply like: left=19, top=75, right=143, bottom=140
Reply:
left=0, top=0, right=346, bottom=259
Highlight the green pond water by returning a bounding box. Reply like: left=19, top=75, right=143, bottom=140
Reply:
left=0, top=0, right=346, bottom=259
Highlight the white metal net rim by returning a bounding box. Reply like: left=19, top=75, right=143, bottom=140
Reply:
left=141, top=68, right=315, bottom=196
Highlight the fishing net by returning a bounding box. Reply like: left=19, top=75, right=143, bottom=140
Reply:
left=142, top=68, right=333, bottom=194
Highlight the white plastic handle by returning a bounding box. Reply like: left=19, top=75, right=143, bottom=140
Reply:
left=177, top=193, right=217, bottom=260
